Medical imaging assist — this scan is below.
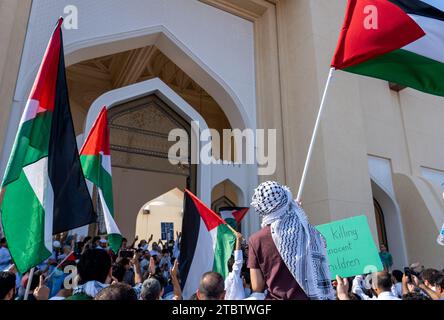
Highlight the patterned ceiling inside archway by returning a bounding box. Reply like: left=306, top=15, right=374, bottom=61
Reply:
left=66, top=45, right=231, bottom=140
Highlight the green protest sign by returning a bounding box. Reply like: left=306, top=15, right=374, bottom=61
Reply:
left=316, top=215, right=383, bottom=279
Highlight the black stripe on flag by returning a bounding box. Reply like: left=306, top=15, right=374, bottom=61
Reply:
left=48, top=28, right=96, bottom=234
left=178, top=191, right=200, bottom=291
left=390, top=0, right=444, bottom=21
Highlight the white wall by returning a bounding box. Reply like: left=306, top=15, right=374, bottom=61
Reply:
left=1, top=0, right=256, bottom=177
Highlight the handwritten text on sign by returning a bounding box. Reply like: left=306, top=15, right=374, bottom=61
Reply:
left=316, top=215, right=383, bottom=279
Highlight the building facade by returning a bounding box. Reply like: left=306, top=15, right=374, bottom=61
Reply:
left=0, top=0, right=443, bottom=269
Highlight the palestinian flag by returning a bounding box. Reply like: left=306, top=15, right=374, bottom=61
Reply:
left=79, top=107, right=122, bottom=253
left=219, top=207, right=249, bottom=227
left=332, top=0, right=444, bottom=96
left=179, top=190, right=239, bottom=299
left=0, top=18, right=96, bottom=273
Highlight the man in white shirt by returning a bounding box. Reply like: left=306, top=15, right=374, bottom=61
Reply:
left=0, top=238, right=12, bottom=271
left=374, top=272, right=401, bottom=300
left=225, top=232, right=245, bottom=300
left=353, top=272, right=400, bottom=300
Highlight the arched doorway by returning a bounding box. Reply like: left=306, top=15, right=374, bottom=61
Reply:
left=98, top=94, right=197, bottom=240
left=370, top=179, right=408, bottom=269
left=373, top=198, right=389, bottom=250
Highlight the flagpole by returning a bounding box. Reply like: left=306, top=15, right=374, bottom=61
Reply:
left=296, top=67, right=336, bottom=202
left=44, top=251, right=75, bottom=281
left=24, top=267, right=35, bottom=300
left=225, top=223, right=238, bottom=235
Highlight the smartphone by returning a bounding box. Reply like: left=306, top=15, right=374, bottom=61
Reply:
left=404, top=267, right=412, bottom=282
left=119, top=250, right=134, bottom=259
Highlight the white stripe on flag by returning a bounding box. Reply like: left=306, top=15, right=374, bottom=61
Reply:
left=182, top=220, right=217, bottom=299
left=23, top=157, right=54, bottom=253
left=100, top=153, right=112, bottom=176
left=98, top=188, right=121, bottom=235
left=405, top=14, right=444, bottom=64
left=20, top=99, right=40, bottom=125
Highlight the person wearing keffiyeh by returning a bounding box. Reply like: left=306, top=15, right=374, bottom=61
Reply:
left=248, top=181, right=335, bottom=300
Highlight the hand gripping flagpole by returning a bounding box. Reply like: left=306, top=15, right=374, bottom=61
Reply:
left=296, top=67, right=336, bottom=202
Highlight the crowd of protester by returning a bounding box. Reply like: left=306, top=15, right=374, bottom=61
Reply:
left=0, top=182, right=443, bottom=301
left=0, top=232, right=443, bottom=301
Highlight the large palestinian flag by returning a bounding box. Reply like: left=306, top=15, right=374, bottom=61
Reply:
left=179, top=190, right=245, bottom=299
left=332, top=0, right=444, bottom=96
left=0, top=18, right=96, bottom=273
left=79, top=107, right=122, bottom=253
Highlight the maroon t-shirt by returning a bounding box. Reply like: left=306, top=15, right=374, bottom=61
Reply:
left=248, top=226, right=308, bottom=300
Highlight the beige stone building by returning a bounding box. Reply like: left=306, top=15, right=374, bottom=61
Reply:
left=0, top=0, right=443, bottom=270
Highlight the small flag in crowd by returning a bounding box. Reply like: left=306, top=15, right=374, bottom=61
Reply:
left=332, top=0, right=444, bottom=97
left=0, top=18, right=96, bottom=273
left=79, top=107, right=122, bottom=253
left=179, top=190, right=246, bottom=299
left=219, top=207, right=249, bottom=226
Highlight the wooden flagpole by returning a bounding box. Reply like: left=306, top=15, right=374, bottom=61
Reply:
left=296, top=68, right=336, bottom=202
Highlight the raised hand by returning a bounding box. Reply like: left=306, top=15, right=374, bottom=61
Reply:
left=336, top=275, right=350, bottom=300
left=33, top=275, right=50, bottom=301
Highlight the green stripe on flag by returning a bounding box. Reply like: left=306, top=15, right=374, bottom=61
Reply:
left=213, top=218, right=237, bottom=279
left=2, top=113, right=52, bottom=187
left=344, top=49, right=444, bottom=97
left=80, top=154, right=114, bottom=213
left=80, top=154, right=121, bottom=253
left=1, top=169, right=51, bottom=273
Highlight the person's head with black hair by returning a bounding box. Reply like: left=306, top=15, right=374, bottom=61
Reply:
left=118, top=257, right=131, bottom=271
left=0, top=238, right=7, bottom=248
left=434, top=275, right=444, bottom=299
left=112, top=263, right=126, bottom=282
left=121, top=238, right=128, bottom=249
left=0, top=272, right=16, bottom=300
left=421, top=268, right=439, bottom=288
left=150, top=273, right=167, bottom=289
left=161, top=248, right=170, bottom=256
left=77, top=249, right=112, bottom=284
left=392, top=269, right=403, bottom=283
left=94, top=283, right=137, bottom=300
left=197, top=272, right=225, bottom=300
left=140, top=278, right=162, bottom=300
left=92, top=236, right=101, bottom=247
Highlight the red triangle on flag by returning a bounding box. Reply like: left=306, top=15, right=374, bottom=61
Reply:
left=184, top=189, right=226, bottom=231
left=232, top=207, right=249, bottom=225
left=331, top=0, right=425, bottom=69
left=79, top=106, right=111, bottom=156
left=29, top=18, right=63, bottom=113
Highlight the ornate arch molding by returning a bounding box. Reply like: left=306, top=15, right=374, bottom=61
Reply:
left=107, top=94, right=192, bottom=177
left=84, top=77, right=210, bottom=203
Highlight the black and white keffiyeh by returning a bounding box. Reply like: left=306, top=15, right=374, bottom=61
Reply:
left=251, top=181, right=335, bottom=300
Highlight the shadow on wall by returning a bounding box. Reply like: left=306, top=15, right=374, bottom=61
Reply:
left=393, top=173, right=444, bottom=269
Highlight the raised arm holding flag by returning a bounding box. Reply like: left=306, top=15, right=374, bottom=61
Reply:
left=0, top=18, right=96, bottom=276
